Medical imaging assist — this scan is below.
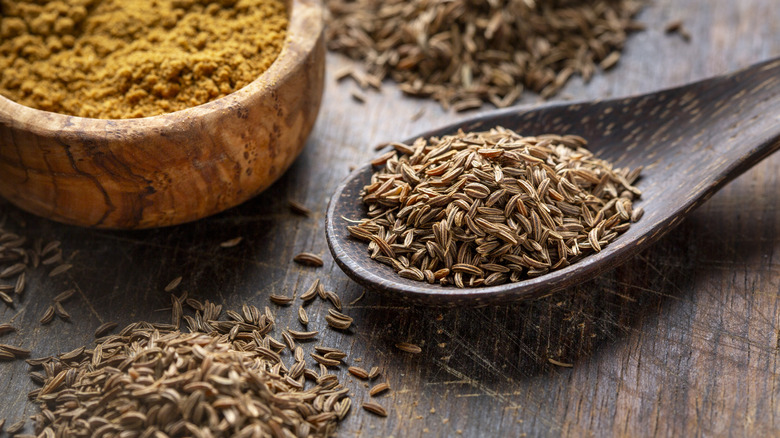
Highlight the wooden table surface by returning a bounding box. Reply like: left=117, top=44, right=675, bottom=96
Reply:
left=2, top=0, right=780, bottom=436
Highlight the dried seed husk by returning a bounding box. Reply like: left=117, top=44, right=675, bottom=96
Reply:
left=164, top=276, right=182, bottom=292
left=0, top=323, right=14, bottom=335
left=293, top=252, right=324, bottom=267
left=282, top=331, right=296, bottom=351
left=39, top=306, right=55, bottom=325
left=53, top=302, right=70, bottom=320
left=53, top=289, right=75, bottom=302
left=325, top=315, right=352, bottom=331
left=41, top=252, right=62, bottom=266
left=219, top=237, right=243, bottom=248
left=14, top=272, right=25, bottom=295
left=298, top=306, right=309, bottom=325
left=323, top=351, right=347, bottom=360
left=269, top=294, right=294, bottom=305
left=94, top=322, right=118, bottom=338
left=185, top=298, right=204, bottom=312
left=0, top=343, right=30, bottom=356
left=369, top=382, right=390, bottom=397
left=314, top=346, right=344, bottom=355
left=325, top=291, right=342, bottom=310
left=287, top=329, right=319, bottom=340
left=288, top=200, right=313, bottom=216
left=41, top=240, right=61, bottom=257
left=0, top=263, right=25, bottom=279
left=6, top=419, right=25, bottom=433
left=348, top=366, right=369, bottom=379
left=0, top=291, right=13, bottom=305
left=368, top=366, right=381, bottom=380
left=300, top=279, right=320, bottom=302
left=395, top=342, right=422, bottom=354
left=361, top=402, right=388, bottom=417
left=336, top=398, right=352, bottom=420
left=48, top=263, right=72, bottom=277
left=311, top=353, right=341, bottom=367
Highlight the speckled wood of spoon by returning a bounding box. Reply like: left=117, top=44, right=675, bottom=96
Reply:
left=326, top=58, right=780, bottom=307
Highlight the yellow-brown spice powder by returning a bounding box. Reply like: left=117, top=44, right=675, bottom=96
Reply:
left=0, top=0, right=288, bottom=119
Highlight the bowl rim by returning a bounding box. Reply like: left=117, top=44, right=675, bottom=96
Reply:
left=0, top=0, right=317, bottom=132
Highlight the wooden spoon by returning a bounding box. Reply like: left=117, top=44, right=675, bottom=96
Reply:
left=326, top=57, right=780, bottom=306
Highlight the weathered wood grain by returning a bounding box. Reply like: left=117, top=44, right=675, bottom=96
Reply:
left=1, top=0, right=779, bottom=436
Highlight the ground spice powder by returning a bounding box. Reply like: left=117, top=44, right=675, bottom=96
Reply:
left=0, top=0, right=288, bottom=119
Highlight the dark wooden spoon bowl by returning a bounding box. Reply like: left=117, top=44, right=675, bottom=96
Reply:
left=326, top=58, right=780, bottom=307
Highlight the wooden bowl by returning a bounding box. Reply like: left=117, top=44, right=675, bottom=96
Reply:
left=0, top=0, right=324, bottom=229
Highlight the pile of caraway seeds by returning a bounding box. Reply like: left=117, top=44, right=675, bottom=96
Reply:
left=326, top=0, right=646, bottom=110
left=348, top=128, right=643, bottom=287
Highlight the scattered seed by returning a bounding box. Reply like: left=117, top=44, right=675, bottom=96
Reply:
left=6, top=419, right=25, bottom=433
left=288, top=329, right=319, bottom=340
left=288, top=200, right=313, bottom=217
left=314, top=346, right=344, bottom=355
left=311, top=353, right=341, bottom=367
left=219, top=237, right=243, bottom=248
left=48, top=263, right=72, bottom=277
left=298, top=306, right=309, bottom=325
left=269, top=294, right=294, bottom=306
left=282, top=331, right=296, bottom=351
left=395, top=342, right=422, bottom=354
left=665, top=19, right=692, bottom=42
left=631, top=207, right=645, bottom=222
left=164, top=276, right=182, bottom=292
left=369, top=382, right=390, bottom=397
left=41, top=241, right=61, bottom=257
left=348, top=366, right=369, bottom=379
left=0, top=343, right=30, bottom=357
left=362, top=402, right=388, bottom=417
left=325, top=291, right=342, bottom=310
left=548, top=358, right=574, bottom=368
left=53, top=302, right=70, bottom=321
left=300, top=279, right=320, bottom=302
left=0, top=291, right=13, bottom=305
left=0, top=323, right=14, bottom=335
left=53, top=289, right=75, bottom=303
left=41, top=252, right=62, bottom=266
left=323, top=351, right=347, bottom=361
left=316, top=282, right=327, bottom=300
left=368, top=366, right=381, bottom=380
left=94, top=322, right=118, bottom=338
left=39, top=306, right=55, bottom=325
left=293, top=252, right=324, bottom=267
left=0, top=263, right=24, bottom=279
left=351, top=89, right=366, bottom=103
left=14, top=272, right=25, bottom=295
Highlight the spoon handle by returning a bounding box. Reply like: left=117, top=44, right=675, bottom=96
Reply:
left=609, top=57, right=780, bottom=215
left=700, top=57, right=780, bottom=174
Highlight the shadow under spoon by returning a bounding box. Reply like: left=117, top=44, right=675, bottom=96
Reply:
left=326, top=57, right=780, bottom=307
